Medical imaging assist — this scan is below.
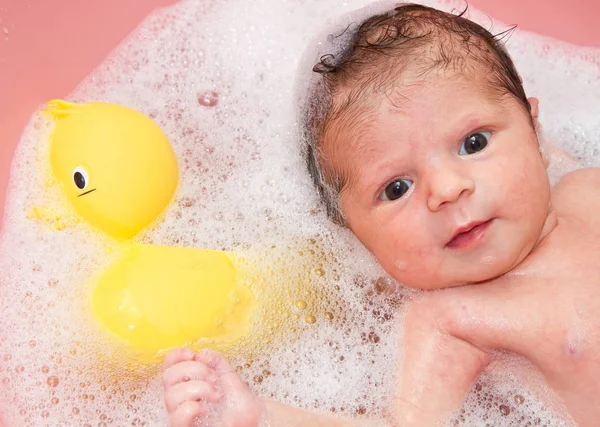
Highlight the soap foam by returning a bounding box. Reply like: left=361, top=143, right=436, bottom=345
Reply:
left=1, top=0, right=599, bottom=425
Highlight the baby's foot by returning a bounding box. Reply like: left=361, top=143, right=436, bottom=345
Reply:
left=163, top=348, right=264, bottom=427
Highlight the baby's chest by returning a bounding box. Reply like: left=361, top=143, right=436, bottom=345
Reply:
left=529, top=232, right=600, bottom=366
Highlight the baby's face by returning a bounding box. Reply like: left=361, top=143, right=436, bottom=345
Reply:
left=325, top=72, right=551, bottom=289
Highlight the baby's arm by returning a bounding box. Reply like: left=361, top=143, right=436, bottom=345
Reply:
left=394, top=299, right=492, bottom=426
left=162, top=348, right=388, bottom=427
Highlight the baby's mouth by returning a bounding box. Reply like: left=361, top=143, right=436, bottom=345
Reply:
left=446, top=219, right=494, bottom=249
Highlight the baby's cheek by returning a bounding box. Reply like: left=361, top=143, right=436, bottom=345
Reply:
left=483, top=157, right=529, bottom=208
left=509, top=158, right=548, bottom=209
left=385, top=241, right=435, bottom=284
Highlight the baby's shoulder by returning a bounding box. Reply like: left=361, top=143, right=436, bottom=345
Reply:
left=552, top=167, right=600, bottom=222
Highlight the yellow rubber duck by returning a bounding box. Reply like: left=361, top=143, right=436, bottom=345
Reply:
left=44, top=100, right=254, bottom=359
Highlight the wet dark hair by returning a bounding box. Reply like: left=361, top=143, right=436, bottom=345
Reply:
left=301, top=3, right=530, bottom=225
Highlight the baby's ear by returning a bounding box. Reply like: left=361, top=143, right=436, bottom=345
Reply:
left=528, top=97, right=549, bottom=167
left=528, top=97, right=539, bottom=129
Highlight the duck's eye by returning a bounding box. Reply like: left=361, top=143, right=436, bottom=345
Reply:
left=458, top=131, right=491, bottom=155
left=72, top=166, right=89, bottom=190
left=379, top=178, right=413, bottom=201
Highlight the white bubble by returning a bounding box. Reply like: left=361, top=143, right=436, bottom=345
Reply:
left=197, top=90, right=219, bottom=107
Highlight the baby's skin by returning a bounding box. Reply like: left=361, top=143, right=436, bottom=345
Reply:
left=163, top=69, right=600, bottom=426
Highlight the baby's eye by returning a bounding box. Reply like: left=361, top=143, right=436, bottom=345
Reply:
left=458, top=131, right=491, bottom=155
left=379, top=179, right=413, bottom=201
left=72, top=166, right=89, bottom=190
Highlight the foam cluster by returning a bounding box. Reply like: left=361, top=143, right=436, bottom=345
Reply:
left=0, top=0, right=598, bottom=425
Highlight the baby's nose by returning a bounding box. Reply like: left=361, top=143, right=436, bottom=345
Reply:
left=425, top=165, right=475, bottom=212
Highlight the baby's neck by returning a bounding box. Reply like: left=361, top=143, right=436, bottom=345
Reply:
left=468, top=207, right=559, bottom=286
left=495, top=206, right=559, bottom=283
left=532, top=207, right=559, bottom=252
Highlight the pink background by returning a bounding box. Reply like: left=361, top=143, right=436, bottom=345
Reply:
left=0, top=0, right=599, bottom=231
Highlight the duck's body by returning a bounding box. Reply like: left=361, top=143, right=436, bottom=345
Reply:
left=93, top=244, right=253, bottom=355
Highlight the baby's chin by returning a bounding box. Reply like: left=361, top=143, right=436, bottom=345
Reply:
left=389, top=265, right=509, bottom=290
left=386, top=272, right=459, bottom=291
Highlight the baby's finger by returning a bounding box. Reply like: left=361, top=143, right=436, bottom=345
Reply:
left=169, top=400, right=207, bottom=427
left=194, top=349, right=236, bottom=376
left=164, top=381, right=222, bottom=413
left=163, top=348, right=196, bottom=372
left=194, top=350, right=247, bottom=396
left=163, top=360, right=217, bottom=389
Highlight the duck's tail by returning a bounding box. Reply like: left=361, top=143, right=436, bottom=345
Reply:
left=44, top=99, right=84, bottom=119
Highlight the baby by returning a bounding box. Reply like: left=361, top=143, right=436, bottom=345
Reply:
left=163, top=3, right=600, bottom=426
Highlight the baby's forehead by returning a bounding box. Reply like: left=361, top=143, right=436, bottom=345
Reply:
left=329, top=66, right=499, bottom=126
left=324, top=70, right=516, bottom=165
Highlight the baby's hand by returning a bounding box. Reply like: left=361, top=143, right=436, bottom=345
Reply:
left=162, top=348, right=265, bottom=427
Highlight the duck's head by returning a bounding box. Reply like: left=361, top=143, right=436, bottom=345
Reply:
left=46, top=100, right=179, bottom=238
